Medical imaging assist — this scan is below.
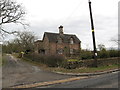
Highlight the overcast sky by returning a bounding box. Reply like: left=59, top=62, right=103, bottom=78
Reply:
left=3, top=0, right=119, bottom=50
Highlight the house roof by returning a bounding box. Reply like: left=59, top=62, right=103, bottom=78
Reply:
left=34, top=40, right=42, bottom=43
left=44, top=32, right=81, bottom=44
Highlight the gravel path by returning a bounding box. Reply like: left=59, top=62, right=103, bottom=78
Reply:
left=2, top=54, right=73, bottom=88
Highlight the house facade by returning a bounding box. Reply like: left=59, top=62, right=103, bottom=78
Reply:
left=35, top=26, right=81, bottom=57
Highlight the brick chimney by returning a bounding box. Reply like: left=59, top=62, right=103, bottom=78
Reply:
left=59, top=25, right=63, bottom=35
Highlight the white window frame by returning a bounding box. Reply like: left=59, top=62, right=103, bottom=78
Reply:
left=58, top=38, right=62, bottom=43
left=70, top=49, right=73, bottom=54
left=70, top=38, right=74, bottom=44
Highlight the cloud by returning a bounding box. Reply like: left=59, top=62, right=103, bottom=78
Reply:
left=26, top=14, right=117, bottom=49
left=3, top=15, right=117, bottom=49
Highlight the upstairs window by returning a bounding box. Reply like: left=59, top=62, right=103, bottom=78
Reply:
left=70, top=38, right=74, bottom=44
left=58, top=38, right=62, bottom=43
left=38, top=49, right=45, bottom=54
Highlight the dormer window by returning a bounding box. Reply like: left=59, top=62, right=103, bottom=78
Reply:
left=58, top=38, right=62, bottom=43
left=70, top=38, right=74, bottom=44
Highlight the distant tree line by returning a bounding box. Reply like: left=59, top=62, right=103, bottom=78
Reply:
left=80, top=44, right=120, bottom=60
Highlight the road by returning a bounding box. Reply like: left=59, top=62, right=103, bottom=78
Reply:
left=39, top=72, right=119, bottom=88
left=2, top=54, right=74, bottom=88
left=2, top=54, right=119, bottom=88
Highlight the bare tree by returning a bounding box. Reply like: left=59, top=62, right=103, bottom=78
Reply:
left=2, top=31, right=36, bottom=53
left=98, top=44, right=105, bottom=51
left=0, top=0, right=26, bottom=35
left=111, top=34, right=120, bottom=46
left=16, top=31, right=36, bottom=52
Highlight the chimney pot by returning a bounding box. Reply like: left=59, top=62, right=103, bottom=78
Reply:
left=59, top=25, right=63, bottom=34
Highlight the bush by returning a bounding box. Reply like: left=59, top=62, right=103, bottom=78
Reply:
left=63, top=59, right=82, bottom=69
left=108, top=50, right=119, bottom=57
left=97, top=49, right=109, bottom=58
left=80, top=50, right=93, bottom=60
left=44, top=55, right=65, bottom=67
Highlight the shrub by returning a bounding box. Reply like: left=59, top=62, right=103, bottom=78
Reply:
left=80, top=50, right=93, bottom=60
left=63, top=59, right=82, bottom=69
left=97, top=48, right=109, bottom=58
left=108, top=50, right=119, bottom=57
left=44, top=55, right=65, bottom=67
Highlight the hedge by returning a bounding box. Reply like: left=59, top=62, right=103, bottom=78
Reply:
left=24, top=53, right=65, bottom=67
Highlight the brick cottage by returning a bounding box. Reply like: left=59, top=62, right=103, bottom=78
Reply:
left=35, top=26, right=81, bottom=57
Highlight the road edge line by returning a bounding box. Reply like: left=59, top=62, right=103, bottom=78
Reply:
left=11, top=76, right=88, bottom=88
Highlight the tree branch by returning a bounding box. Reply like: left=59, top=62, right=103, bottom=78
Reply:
left=0, top=0, right=26, bottom=35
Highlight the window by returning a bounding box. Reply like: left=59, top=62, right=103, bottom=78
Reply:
left=70, top=38, right=74, bottom=44
left=70, top=49, right=73, bottom=54
left=38, top=49, right=45, bottom=54
left=58, top=38, right=62, bottom=43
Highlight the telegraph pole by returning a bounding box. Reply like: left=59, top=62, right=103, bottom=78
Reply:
left=88, top=0, right=97, bottom=67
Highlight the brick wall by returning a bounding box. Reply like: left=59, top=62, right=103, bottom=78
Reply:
left=49, top=42, right=80, bottom=56
left=43, top=34, right=50, bottom=54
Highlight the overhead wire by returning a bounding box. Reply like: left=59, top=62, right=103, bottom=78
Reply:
left=61, top=0, right=85, bottom=26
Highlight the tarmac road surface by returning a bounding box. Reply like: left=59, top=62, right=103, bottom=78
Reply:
left=39, top=71, right=119, bottom=88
